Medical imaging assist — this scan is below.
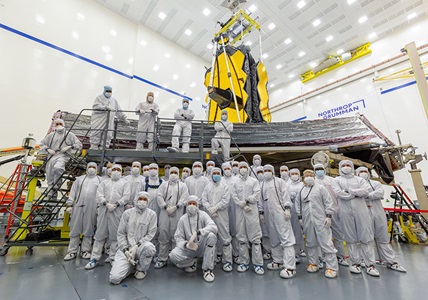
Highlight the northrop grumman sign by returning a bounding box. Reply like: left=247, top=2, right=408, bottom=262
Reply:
left=318, top=99, right=366, bottom=119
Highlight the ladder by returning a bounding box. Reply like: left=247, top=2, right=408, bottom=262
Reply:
left=0, top=163, right=33, bottom=237
left=0, top=152, right=87, bottom=255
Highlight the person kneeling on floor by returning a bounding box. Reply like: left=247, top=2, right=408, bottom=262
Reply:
left=169, top=195, right=218, bottom=282
left=109, top=191, right=157, bottom=284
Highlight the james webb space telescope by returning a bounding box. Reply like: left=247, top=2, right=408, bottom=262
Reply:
left=204, top=1, right=271, bottom=123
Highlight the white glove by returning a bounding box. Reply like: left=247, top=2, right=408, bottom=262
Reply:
left=47, top=149, right=56, bottom=155
left=125, top=250, right=137, bottom=265
left=186, top=231, right=199, bottom=251
left=208, top=206, right=218, bottom=215
left=211, top=212, right=218, bottom=218
left=299, top=218, right=303, bottom=227
left=129, top=244, right=138, bottom=258
left=243, top=205, right=252, bottom=213
left=107, top=107, right=116, bottom=112
left=238, top=201, right=247, bottom=208
left=324, top=217, right=332, bottom=229
left=61, top=145, right=72, bottom=153
left=66, top=207, right=73, bottom=214
left=124, top=119, right=130, bottom=125
left=166, top=205, right=177, bottom=215
left=259, top=214, right=265, bottom=223
left=106, top=203, right=117, bottom=212
left=186, top=241, right=199, bottom=251
left=139, top=109, right=146, bottom=114
left=283, top=209, right=291, bottom=221
left=290, top=192, right=297, bottom=200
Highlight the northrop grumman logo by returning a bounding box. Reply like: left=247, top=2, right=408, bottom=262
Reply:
left=318, top=99, right=366, bottom=119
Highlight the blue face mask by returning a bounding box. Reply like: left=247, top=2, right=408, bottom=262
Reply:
left=315, top=170, right=325, bottom=178
left=212, top=175, right=221, bottom=183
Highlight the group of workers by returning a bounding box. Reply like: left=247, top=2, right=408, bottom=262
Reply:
left=38, top=86, right=406, bottom=285
left=88, top=86, right=233, bottom=158
left=58, top=153, right=406, bottom=285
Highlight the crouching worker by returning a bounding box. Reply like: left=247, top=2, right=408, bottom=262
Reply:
left=109, top=192, right=157, bottom=284
left=169, top=195, right=218, bottom=282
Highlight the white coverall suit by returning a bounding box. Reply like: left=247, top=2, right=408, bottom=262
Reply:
left=135, top=101, right=159, bottom=151
left=171, top=107, right=195, bottom=152
left=109, top=207, right=157, bottom=284
left=232, top=172, right=263, bottom=266
left=287, top=172, right=305, bottom=254
left=202, top=179, right=232, bottom=263
left=296, top=183, right=338, bottom=271
left=66, top=172, right=101, bottom=255
left=156, top=181, right=189, bottom=262
left=356, top=168, right=398, bottom=265
left=124, top=173, right=145, bottom=204
left=40, top=128, right=82, bottom=193
left=221, top=163, right=240, bottom=258
left=90, top=94, right=128, bottom=149
left=332, top=161, right=375, bottom=266
left=91, top=177, right=131, bottom=261
left=170, top=210, right=218, bottom=271
left=260, top=177, right=297, bottom=270
left=315, top=173, right=347, bottom=260
left=211, top=116, right=233, bottom=159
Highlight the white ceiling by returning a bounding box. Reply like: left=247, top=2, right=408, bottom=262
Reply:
left=96, top=0, right=428, bottom=87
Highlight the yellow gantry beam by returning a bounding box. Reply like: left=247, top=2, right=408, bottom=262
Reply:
left=214, top=9, right=260, bottom=45
left=300, top=43, right=372, bottom=83
left=374, top=62, right=428, bottom=81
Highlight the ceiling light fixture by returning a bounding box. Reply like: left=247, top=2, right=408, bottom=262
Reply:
left=297, top=1, right=306, bottom=9
left=268, top=23, right=276, bottom=30
left=248, top=4, right=257, bottom=12
left=184, top=29, right=192, bottom=36
left=298, top=51, right=305, bottom=57
left=158, top=12, right=166, bottom=19
left=337, top=48, right=344, bottom=55
left=284, top=38, right=292, bottom=44
left=408, top=12, right=417, bottom=20
left=368, top=32, right=377, bottom=39
left=312, top=19, right=320, bottom=27
left=276, top=64, right=283, bottom=69
left=325, top=35, right=333, bottom=42
left=358, top=16, right=368, bottom=23
left=202, top=8, right=211, bottom=16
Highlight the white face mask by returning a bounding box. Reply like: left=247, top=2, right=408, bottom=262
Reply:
left=147, top=96, right=154, bottom=103
left=359, top=173, right=369, bottom=180
left=291, top=174, right=299, bottom=181
left=135, top=200, right=148, bottom=210
left=304, top=176, right=315, bottom=186
left=143, top=170, right=150, bottom=177
left=55, top=125, right=64, bottom=132
left=264, top=172, right=273, bottom=180
left=254, top=159, right=261, bottom=166
left=87, top=168, right=96, bottom=176
left=207, top=166, right=214, bottom=173
left=183, top=102, right=189, bottom=109
left=221, top=114, right=227, bottom=121
left=105, top=92, right=112, bottom=98
left=232, top=167, right=239, bottom=174
left=111, top=170, right=121, bottom=181
left=186, top=205, right=198, bottom=216
left=239, top=168, right=248, bottom=176
left=131, top=167, right=140, bottom=176
left=280, top=171, right=289, bottom=179
left=224, top=169, right=232, bottom=177
left=149, top=169, right=158, bottom=177
left=169, top=174, right=179, bottom=182
left=315, top=170, right=325, bottom=178
left=193, top=167, right=202, bottom=175
left=182, top=172, right=189, bottom=180
left=257, top=173, right=264, bottom=181
left=341, top=166, right=352, bottom=175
